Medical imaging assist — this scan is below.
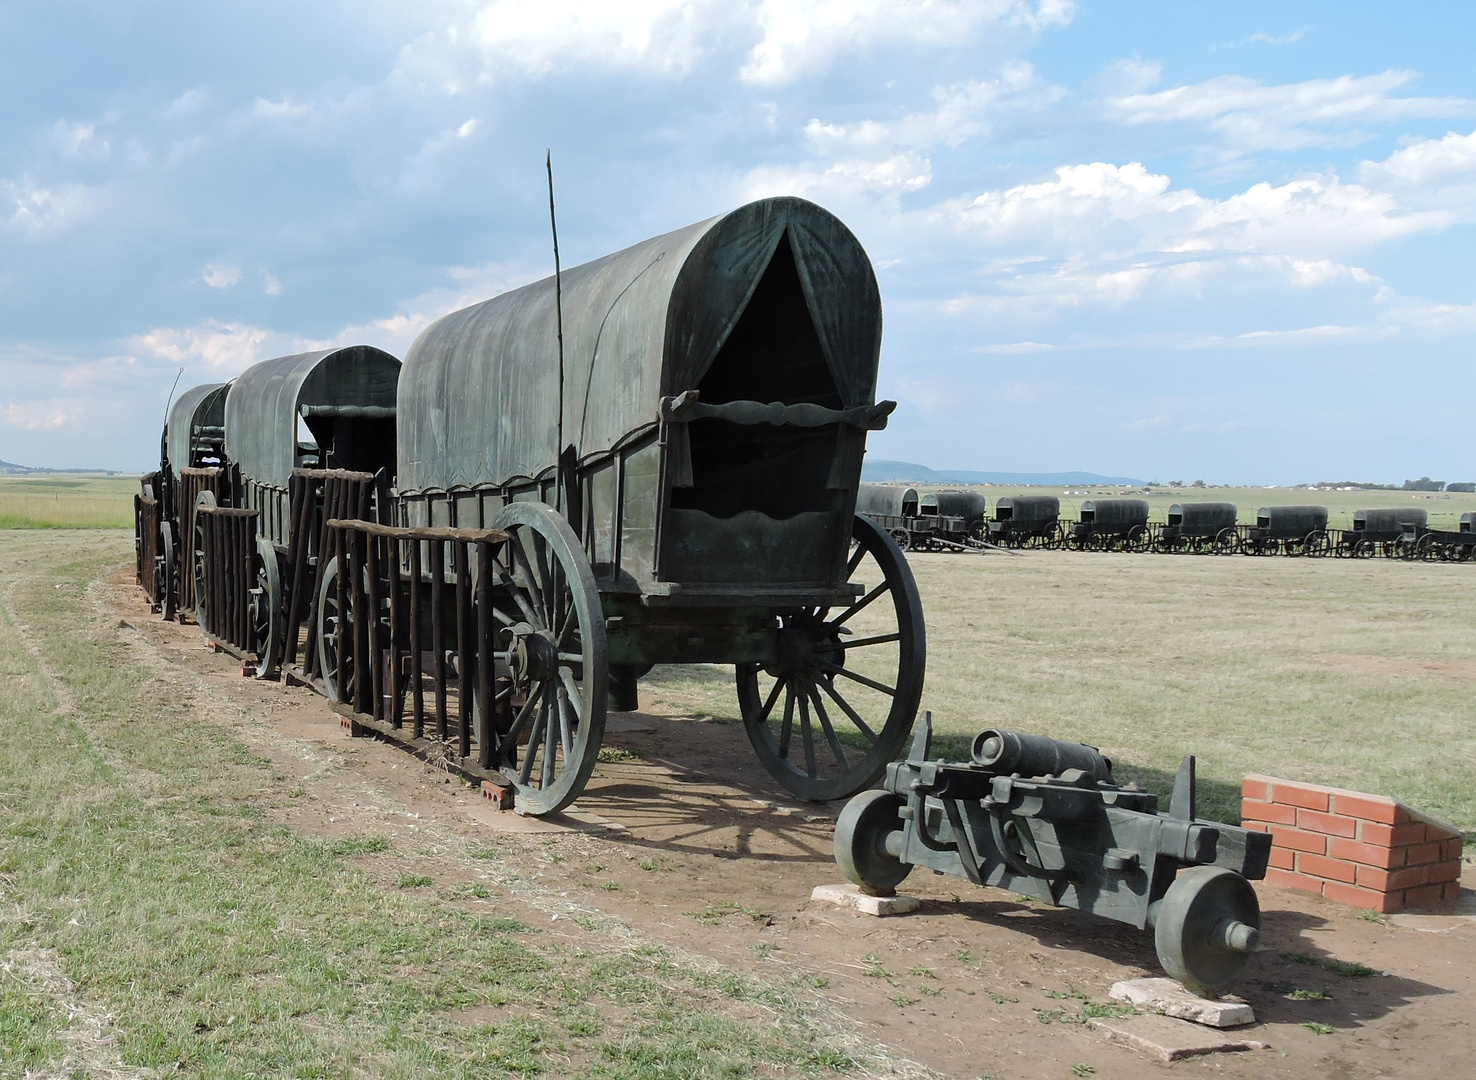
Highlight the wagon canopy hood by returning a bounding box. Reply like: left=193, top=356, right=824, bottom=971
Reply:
left=397, top=196, right=883, bottom=495
left=165, top=382, right=227, bottom=477
left=225, top=346, right=401, bottom=489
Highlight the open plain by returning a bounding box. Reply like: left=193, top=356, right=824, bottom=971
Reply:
left=2, top=526, right=1474, bottom=1078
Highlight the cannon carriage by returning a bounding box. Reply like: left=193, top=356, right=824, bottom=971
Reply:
left=1154, top=502, right=1239, bottom=554
left=1067, top=498, right=1149, bottom=551
left=985, top=495, right=1061, bottom=548
left=313, top=197, right=925, bottom=814
left=1241, top=505, right=1329, bottom=556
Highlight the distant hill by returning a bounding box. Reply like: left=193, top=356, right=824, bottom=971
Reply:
left=0, top=458, right=115, bottom=476
left=861, top=459, right=1146, bottom=487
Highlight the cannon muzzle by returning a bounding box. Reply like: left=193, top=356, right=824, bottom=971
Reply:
left=970, top=728, right=1112, bottom=782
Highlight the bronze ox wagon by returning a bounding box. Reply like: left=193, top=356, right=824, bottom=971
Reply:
left=146, top=196, right=925, bottom=817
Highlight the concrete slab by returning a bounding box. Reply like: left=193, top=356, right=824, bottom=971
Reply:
left=606, top=715, right=658, bottom=734
left=1088, top=1014, right=1268, bottom=1063
left=810, top=883, right=920, bottom=916
left=1110, top=977, right=1255, bottom=1027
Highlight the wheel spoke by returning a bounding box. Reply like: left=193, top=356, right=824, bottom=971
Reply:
left=504, top=681, right=545, bottom=747
left=532, top=537, right=555, bottom=625
left=509, top=541, right=547, bottom=626
left=755, top=676, right=785, bottom=726
left=777, top=683, right=796, bottom=759
left=815, top=659, right=896, bottom=697
left=828, top=580, right=890, bottom=629
left=557, top=686, right=574, bottom=758
left=808, top=684, right=850, bottom=770
left=519, top=699, right=548, bottom=784
left=498, top=567, right=544, bottom=630
left=797, top=683, right=818, bottom=779
left=818, top=678, right=879, bottom=745
left=845, top=543, right=867, bottom=578
left=838, top=631, right=901, bottom=650
left=558, top=667, right=585, bottom=723
left=541, top=697, right=557, bottom=789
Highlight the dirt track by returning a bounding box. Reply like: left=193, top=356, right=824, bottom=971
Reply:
left=104, top=565, right=1476, bottom=1080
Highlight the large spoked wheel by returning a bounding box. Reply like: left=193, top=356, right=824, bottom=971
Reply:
left=487, top=501, right=608, bottom=817
left=191, top=490, right=216, bottom=634
left=159, top=521, right=177, bottom=621
left=316, top=555, right=353, bottom=705
left=737, top=514, right=926, bottom=803
left=251, top=536, right=283, bottom=679
left=1153, top=866, right=1261, bottom=997
left=834, top=789, right=911, bottom=897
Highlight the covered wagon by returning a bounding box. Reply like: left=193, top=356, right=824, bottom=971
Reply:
left=1243, top=505, right=1329, bottom=556
left=1157, top=502, right=1238, bottom=553
left=986, top=495, right=1060, bottom=547
left=323, top=196, right=924, bottom=814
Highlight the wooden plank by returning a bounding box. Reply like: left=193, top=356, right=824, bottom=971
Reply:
left=455, top=539, right=471, bottom=760
left=476, top=540, right=494, bottom=769
left=410, top=538, right=424, bottom=739
left=430, top=540, right=446, bottom=742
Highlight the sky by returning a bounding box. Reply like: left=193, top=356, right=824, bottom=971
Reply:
left=3, top=0, right=1475, bottom=484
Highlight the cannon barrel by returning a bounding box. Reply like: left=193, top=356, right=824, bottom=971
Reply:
left=970, top=728, right=1112, bottom=781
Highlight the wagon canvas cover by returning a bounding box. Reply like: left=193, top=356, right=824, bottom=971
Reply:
left=398, top=197, right=882, bottom=495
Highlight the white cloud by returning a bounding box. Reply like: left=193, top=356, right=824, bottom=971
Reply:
left=253, top=98, right=312, bottom=120
left=1105, top=70, right=1476, bottom=156
left=3, top=178, right=91, bottom=232
left=263, top=273, right=282, bottom=296
left=4, top=400, right=83, bottom=429
left=201, top=264, right=241, bottom=289
left=893, top=374, right=952, bottom=412
left=133, top=321, right=273, bottom=373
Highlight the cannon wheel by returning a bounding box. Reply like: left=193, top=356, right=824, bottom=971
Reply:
left=834, top=789, right=911, bottom=897
left=737, top=514, right=926, bottom=803
left=159, top=521, right=177, bottom=621
left=191, top=490, right=216, bottom=634
left=1154, top=866, right=1261, bottom=997
left=488, top=501, right=608, bottom=817
left=251, top=536, right=283, bottom=678
left=316, top=556, right=353, bottom=704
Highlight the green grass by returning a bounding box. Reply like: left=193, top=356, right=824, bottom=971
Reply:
left=643, top=544, right=1476, bottom=827
left=0, top=475, right=137, bottom=529
left=0, top=532, right=864, bottom=1078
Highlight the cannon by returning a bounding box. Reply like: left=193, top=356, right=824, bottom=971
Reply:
left=1242, top=505, right=1328, bottom=556
left=1156, top=502, right=1238, bottom=554
left=986, top=495, right=1060, bottom=548
left=1067, top=498, right=1149, bottom=551
left=1341, top=507, right=1428, bottom=558
left=833, top=716, right=1271, bottom=996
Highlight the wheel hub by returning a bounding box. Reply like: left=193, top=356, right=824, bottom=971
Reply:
left=768, top=615, right=843, bottom=679
left=510, top=627, right=558, bottom=686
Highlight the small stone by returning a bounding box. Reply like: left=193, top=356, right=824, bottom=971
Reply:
left=1089, top=1014, right=1268, bottom=1062
left=1110, top=978, right=1255, bottom=1028
left=810, top=882, right=919, bottom=916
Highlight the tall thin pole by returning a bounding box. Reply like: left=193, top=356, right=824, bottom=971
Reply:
left=546, top=150, right=566, bottom=514
left=163, top=367, right=184, bottom=427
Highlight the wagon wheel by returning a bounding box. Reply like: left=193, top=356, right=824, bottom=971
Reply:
left=1417, top=533, right=1438, bottom=562
left=251, top=536, right=283, bottom=678
left=191, top=490, right=216, bottom=634
left=1305, top=531, right=1330, bottom=558
left=486, top=501, right=608, bottom=817
left=737, top=514, right=926, bottom=803
left=889, top=528, right=911, bottom=552
left=1153, top=866, right=1261, bottom=997
left=1354, top=538, right=1374, bottom=559
left=1214, top=528, right=1237, bottom=555
left=316, top=556, right=354, bottom=704
left=159, top=521, right=177, bottom=621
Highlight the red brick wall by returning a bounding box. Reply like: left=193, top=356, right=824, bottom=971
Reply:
left=1242, top=775, right=1464, bottom=913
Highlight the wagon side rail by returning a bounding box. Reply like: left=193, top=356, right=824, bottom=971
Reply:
left=137, top=493, right=161, bottom=605
left=197, top=505, right=260, bottom=655
left=178, top=466, right=225, bottom=612
left=321, top=517, right=512, bottom=786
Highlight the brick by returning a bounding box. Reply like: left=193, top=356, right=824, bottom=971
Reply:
left=1269, top=826, right=1328, bottom=855
left=1442, top=882, right=1463, bottom=901
left=1323, top=880, right=1400, bottom=913
left=1297, top=809, right=1358, bottom=838
left=1406, top=841, right=1446, bottom=866
left=1273, top=782, right=1330, bottom=812
left=1328, top=837, right=1405, bottom=869
left=1263, top=867, right=1323, bottom=895
left=1391, top=823, right=1428, bottom=846
left=480, top=781, right=514, bottom=809
left=1359, top=821, right=1395, bottom=845
left=1426, top=861, right=1462, bottom=885
left=1241, top=777, right=1273, bottom=802
left=1440, top=838, right=1466, bottom=861
left=1416, top=818, right=1462, bottom=843
left=1240, top=800, right=1298, bottom=826
left=1331, top=792, right=1408, bottom=825
left=1356, top=864, right=1429, bottom=892
left=1268, top=847, right=1295, bottom=870
left=1403, top=884, right=1445, bottom=909
left=1297, top=853, right=1358, bottom=883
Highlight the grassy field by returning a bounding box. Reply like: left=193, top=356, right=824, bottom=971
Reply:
left=645, top=548, right=1476, bottom=829
left=0, top=475, right=137, bottom=529
left=0, top=532, right=861, bottom=1078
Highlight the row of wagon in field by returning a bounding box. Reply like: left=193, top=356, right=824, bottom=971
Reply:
left=134, top=196, right=927, bottom=817
left=857, top=484, right=1476, bottom=560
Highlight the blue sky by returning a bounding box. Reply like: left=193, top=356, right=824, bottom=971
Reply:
left=3, top=1, right=1475, bottom=483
